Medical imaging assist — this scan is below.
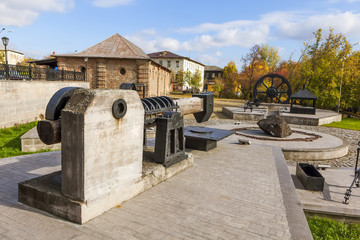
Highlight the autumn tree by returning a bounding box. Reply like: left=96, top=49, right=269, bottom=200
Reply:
left=240, top=45, right=268, bottom=99
left=220, top=61, right=241, bottom=98
left=17, top=57, right=37, bottom=66
left=297, top=28, right=352, bottom=109
left=338, top=50, right=360, bottom=112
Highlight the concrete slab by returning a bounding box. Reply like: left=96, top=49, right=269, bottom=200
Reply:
left=18, top=152, right=194, bottom=224
left=223, top=105, right=342, bottom=126
left=280, top=109, right=342, bottom=126
left=21, top=127, right=61, bottom=152
left=222, top=106, right=267, bottom=121
left=289, top=165, right=360, bottom=221
left=0, top=127, right=312, bottom=239
left=215, top=123, right=349, bottom=161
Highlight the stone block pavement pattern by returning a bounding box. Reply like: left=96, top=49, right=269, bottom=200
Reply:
left=0, top=133, right=312, bottom=239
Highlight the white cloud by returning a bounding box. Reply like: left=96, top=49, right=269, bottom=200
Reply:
left=273, top=11, right=360, bottom=40
left=92, top=0, right=133, bottom=7
left=125, top=30, right=181, bottom=53
left=0, top=0, right=74, bottom=27
left=127, top=9, right=360, bottom=65
left=199, top=54, right=218, bottom=65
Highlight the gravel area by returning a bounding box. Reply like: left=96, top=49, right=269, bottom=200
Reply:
left=184, top=118, right=360, bottom=168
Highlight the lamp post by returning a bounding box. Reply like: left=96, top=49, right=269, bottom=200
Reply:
left=2, top=36, right=9, bottom=80
left=84, top=57, right=88, bottom=81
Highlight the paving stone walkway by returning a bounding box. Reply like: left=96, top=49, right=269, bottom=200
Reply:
left=0, top=133, right=311, bottom=239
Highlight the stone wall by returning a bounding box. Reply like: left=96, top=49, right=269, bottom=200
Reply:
left=148, top=61, right=171, bottom=97
left=0, top=80, right=89, bottom=128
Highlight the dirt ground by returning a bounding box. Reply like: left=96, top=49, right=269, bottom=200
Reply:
left=169, top=94, right=245, bottom=120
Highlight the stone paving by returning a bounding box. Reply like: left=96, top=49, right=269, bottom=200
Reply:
left=288, top=166, right=360, bottom=220
left=0, top=131, right=312, bottom=239
left=185, top=119, right=360, bottom=167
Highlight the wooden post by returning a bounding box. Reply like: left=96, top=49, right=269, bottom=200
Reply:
left=173, top=97, right=203, bottom=115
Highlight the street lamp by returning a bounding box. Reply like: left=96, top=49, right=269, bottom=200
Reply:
left=337, top=41, right=360, bottom=112
left=2, top=36, right=9, bottom=80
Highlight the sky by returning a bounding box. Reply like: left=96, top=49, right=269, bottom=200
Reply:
left=1, top=0, right=360, bottom=69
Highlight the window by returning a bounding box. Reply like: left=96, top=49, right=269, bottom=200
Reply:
left=159, top=60, right=163, bottom=65
left=167, top=60, right=171, bottom=68
left=176, top=61, right=179, bottom=68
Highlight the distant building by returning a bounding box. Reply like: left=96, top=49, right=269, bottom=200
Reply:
left=148, top=51, right=205, bottom=91
left=51, top=34, right=172, bottom=97
left=204, top=65, right=223, bottom=91
left=0, top=49, right=24, bottom=65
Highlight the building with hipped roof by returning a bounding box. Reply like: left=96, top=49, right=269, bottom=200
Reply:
left=148, top=51, right=205, bottom=91
left=54, top=34, right=171, bottom=97
left=204, top=65, right=223, bottom=91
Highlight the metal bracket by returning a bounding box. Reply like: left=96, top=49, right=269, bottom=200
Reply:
left=153, top=111, right=186, bottom=167
left=192, top=93, right=214, bottom=123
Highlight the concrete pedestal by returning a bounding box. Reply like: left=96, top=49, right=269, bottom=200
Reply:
left=18, top=89, right=193, bottom=224
left=18, top=155, right=194, bottom=224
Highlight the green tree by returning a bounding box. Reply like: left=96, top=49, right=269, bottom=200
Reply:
left=184, top=70, right=192, bottom=87
left=339, top=50, right=360, bottom=112
left=296, top=28, right=352, bottom=109
left=259, top=44, right=281, bottom=72
left=187, top=69, right=202, bottom=92
left=213, top=76, right=224, bottom=97
left=175, top=70, right=186, bottom=87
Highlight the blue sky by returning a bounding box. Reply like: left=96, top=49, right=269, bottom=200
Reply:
left=1, top=0, right=360, bottom=69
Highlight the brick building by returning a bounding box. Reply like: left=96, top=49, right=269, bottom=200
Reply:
left=54, top=34, right=171, bottom=97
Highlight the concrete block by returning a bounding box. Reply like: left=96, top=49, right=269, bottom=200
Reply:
left=18, top=154, right=194, bottom=224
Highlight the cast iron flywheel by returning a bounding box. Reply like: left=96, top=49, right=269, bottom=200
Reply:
left=253, top=73, right=292, bottom=104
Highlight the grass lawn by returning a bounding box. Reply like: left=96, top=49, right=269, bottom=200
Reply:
left=307, top=215, right=360, bottom=240
left=0, top=122, right=52, bottom=158
left=322, top=118, right=360, bottom=131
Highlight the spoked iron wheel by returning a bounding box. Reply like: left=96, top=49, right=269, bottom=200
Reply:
left=253, top=74, right=292, bottom=104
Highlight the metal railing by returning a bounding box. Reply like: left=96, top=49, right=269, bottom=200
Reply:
left=0, top=64, right=85, bottom=81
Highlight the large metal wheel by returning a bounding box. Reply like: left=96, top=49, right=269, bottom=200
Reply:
left=45, top=87, right=83, bottom=120
left=253, top=74, right=292, bottom=104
